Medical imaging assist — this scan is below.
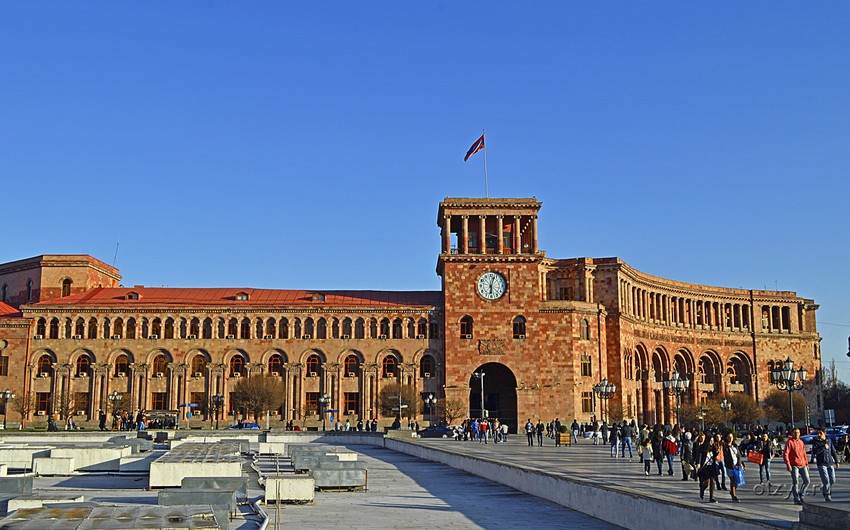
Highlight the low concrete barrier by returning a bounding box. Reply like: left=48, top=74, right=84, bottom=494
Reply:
left=158, top=489, right=238, bottom=516
left=312, top=461, right=367, bottom=491
left=51, top=445, right=132, bottom=472
left=291, top=451, right=358, bottom=473
left=33, top=457, right=75, bottom=476
left=385, top=439, right=775, bottom=530
left=258, top=441, right=286, bottom=455
left=0, top=475, right=33, bottom=495
left=264, top=475, right=315, bottom=503
left=119, top=453, right=160, bottom=473
left=181, top=477, right=249, bottom=500
left=7, top=494, right=85, bottom=513
left=0, top=464, right=7, bottom=476
left=264, top=431, right=384, bottom=446
left=0, top=447, right=52, bottom=471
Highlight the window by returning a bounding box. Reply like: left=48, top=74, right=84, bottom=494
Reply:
left=114, top=354, right=130, bottom=377
left=382, top=356, right=398, bottom=378
left=316, top=318, right=327, bottom=339
left=392, top=318, right=403, bottom=339
left=0, top=355, right=8, bottom=376
left=1, top=284, right=6, bottom=302
left=87, top=318, right=97, bottom=339
left=126, top=318, right=137, bottom=339
left=152, top=392, right=167, bottom=410
left=235, top=292, right=249, bottom=301
left=380, top=319, right=390, bottom=337
left=191, top=392, right=207, bottom=415
left=153, top=354, right=168, bottom=375
left=26, top=279, right=33, bottom=301
left=268, top=353, right=283, bottom=375
left=191, top=355, right=207, bottom=375
left=354, top=318, right=365, bottom=339
left=37, top=355, right=52, bottom=376
left=429, top=321, right=439, bottom=339
left=512, top=316, right=526, bottom=339
left=343, top=318, right=353, bottom=337
left=49, top=318, right=59, bottom=339
left=305, top=392, right=319, bottom=416
left=74, top=392, right=89, bottom=414
left=37, top=392, right=50, bottom=413
left=581, top=392, right=593, bottom=414
left=419, top=355, right=434, bottom=377
left=344, top=392, right=359, bottom=415
left=580, top=354, right=592, bottom=377
left=344, top=355, right=359, bottom=376
left=74, top=355, right=91, bottom=377
left=460, top=316, right=474, bottom=338
left=306, top=354, right=321, bottom=375
left=240, top=318, right=251, bottom=339
left=229, top=355, right=244, bottom=377
left=61, top=279, right=72, bottom=297
left=164, top=318, right=175, bottom=339
left=580, top=319, right=590, bottom=340
left=417, top=318, right=428, bottom=337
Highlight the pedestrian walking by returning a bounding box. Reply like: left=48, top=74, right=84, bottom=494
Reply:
left=641, top=438, right=653, bottom=475
left=571, top=419, right=580, bottom=445
left=663, top=432, right=679, bottom=476
left=680, top=432, right=693, bottom=480
left=621, top=421, right=634, bottom=458
left=536, top=419, right=545, bottom=447
left=757, top=433, right=772, bottom=484
left=811, top=428, right=839, bottom=501
left=723, top=432, right=743, bottom=502
left=610, top=425, right=620, bottom=457
left=696, top=434, right=720, bottom=503
left=525, top=419, right=535, bottom=447
left=553, top=418, right=562, bottom=447
left=651, top=431, right=664, bottom=476
left=500, top=422, right=508, bottom=443
left=783, top=428, right=811, bottom=505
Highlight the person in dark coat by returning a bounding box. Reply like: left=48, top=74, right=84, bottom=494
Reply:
left=696, top=434, right=720, bottom=502
left=811, top=428, right=840, bottom=501
left=651, top=431, right=665, bottom=475
left=680, top=431, right=694, bottom=480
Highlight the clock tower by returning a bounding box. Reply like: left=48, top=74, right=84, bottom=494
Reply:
left=437, top=198, right=545, bottom=432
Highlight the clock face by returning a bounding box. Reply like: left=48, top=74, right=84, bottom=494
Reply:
left=477, top=272, right=506, bottom=300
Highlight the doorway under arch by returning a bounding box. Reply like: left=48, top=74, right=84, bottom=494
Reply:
left=469, top=362, right=518, bottom=433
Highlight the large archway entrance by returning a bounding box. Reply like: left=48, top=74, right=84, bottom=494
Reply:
left=468, top=362, right=518, bottom=433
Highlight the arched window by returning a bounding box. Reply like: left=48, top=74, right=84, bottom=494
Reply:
left=512, top=315, right=526, bottom=339
left=417, top=318, right=428, bottom=338
left=114, top=354, right=130, bottom=377
left=126, top=318, right=137, bottom=339
left=36, top=318, right=47, bottom=337
left=240, top=318, right=251, bottom=339
left=228, top=318, right=238, bottom=337
left=75, top=354, right=91, bottom=376
left=580, top=319, right=590, bottom=340
left=49, top=318, right=60, bottom=339
left=153, top=354, right=168, bottom=375
left=265, top=318, right=276, bottom=338
left=460, top=316, right=474, bottom=338
left=61, top=279, right=72, bottom=297
left=87, top=318, right=98, bottom=339
left=279, top=318, right=289, bottom=339
left=164, top=318, right=175, bottom=339
left=354, top=318, right=365, bottom=339
left=392, top=318, right=403, bottom=339
left=37, top=354, right=52, bottom=376
left=420, top=355, right=434, bottom=377
left=151, top=318, right=162, bottom=337
left=316, top=318, right=327, bottom=339
left=229, top=355, right=245, bottom=377
left=342, top=318, right=353, bottom=338
left=268, top=353, right=284, bottom=375
left=191, top=355, right=207, bottom=376
left=306, top=354, right=321, bottom=376
left=382, top=355, right=398, bottom=378
left=380, top=318, right=390, bottom=337
left=203, top=318, right=213, bottom=339
left=304, top=318, right=314, bottom=338
left=75, top=318, right=85, bottom=337
left=344, top=355, right=359, bottom=376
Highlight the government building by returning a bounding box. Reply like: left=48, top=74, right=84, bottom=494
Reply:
left=0, top=198, right=823, bottom=432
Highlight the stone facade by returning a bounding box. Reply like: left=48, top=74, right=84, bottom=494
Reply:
left=0, top=198, right=822, bottom=432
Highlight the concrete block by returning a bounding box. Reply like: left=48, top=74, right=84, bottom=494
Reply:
left=265, top=475, right=315, bottom=503
left=7, top=494, right=85, bottom=513
left=109, top=436, right=153, bottom=453
left=182, top=477, right=249, bottom=499
left=259, top=442, right=286, bottom=455
left=119, top=453, right=160, bottom=473
left=0, top=446, right=52, bottom=470
left=50, top=445, right=132, bottom=472
left=0, top=463, right=7, bottom=476
left=34, top=457, right=75, bottom=476
left=312, top=464, right=367, bottom=490
left=150, top=460, right=243, bottom=488
left=0, top=475, right=33, bottom=495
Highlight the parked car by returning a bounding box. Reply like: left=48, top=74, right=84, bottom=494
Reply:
left=417, top=425, right=456, bottom=439
left=226, top=421, right=261, bottom=430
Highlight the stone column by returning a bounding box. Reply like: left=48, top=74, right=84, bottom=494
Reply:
left=479, top=216, right=486, bottom=253
left=513, top=215, right=521, bottom=252
left=496, top=216, right=504, bottom=254
left=461, top=216, right=469, bottom=254
left=443, top=215, right=451, bottom=253
left=532, top=216, right=539, bottom=252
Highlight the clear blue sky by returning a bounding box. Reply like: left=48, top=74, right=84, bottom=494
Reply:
left=1, top=4, right=848, bottom=376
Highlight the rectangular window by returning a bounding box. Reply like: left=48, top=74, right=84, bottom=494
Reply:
left=581, top=392, right=593, bottom=414
left=558, top=287, right=570, bottom=300
left=305, top=392, right=319, bottom=416
left=580, top=355, right=592, bottom=377
left=37, top=392, right=50, bottom=413
left=502, top=232, right=512, bottom=251
left=0, top=355, right=7, bottom=376
left=74, top=392, right=89, bottom=414
left=468, top=232, right=478, bottom=249
left=344, top=392, right=359, bottom=416
left=190, top=392, right=207, bottom=415
left=152, top=392, right=167, bottom=410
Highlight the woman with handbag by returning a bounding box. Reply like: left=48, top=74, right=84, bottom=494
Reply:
left=724, top=432, right=744, bottom=502
left=756, top=433, right=772, bottom=484
left=696, top=435, right=720, bottom=502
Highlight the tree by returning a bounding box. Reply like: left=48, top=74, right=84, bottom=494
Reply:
left=677, top=403, right=705, bottom=429
left=607, top=401, right=624, bottom=424
left=436, top=398, right=466, bottom=425
left=231, top=375, right=285, bottom=422
left=763, top=388, right=807, bottom=426
left=9, top=392, right=36, bottom=428
left=56, top=391, right=75, bottom=421
left=378, top=383, right=419, bottom=420
left=727, top=393, right=764, bottom=427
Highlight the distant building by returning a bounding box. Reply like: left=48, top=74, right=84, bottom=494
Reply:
left=0, top=198, right=822, bottom=431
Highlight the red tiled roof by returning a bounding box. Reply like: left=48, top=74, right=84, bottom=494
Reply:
left=29, top=287, right=442, bottom=309
left=0, top=302, right=21, bottom=317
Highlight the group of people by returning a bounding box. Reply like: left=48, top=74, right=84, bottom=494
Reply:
left=623, top=422, right=840, bottom=505
left=523, top=418, right=567, bottom=447
left=456, top=418, right=509, bottom=443
left=98, top=409, right=149, bottom=431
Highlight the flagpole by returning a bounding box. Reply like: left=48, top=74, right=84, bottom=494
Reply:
left=483, top=129, right=489, bottom=198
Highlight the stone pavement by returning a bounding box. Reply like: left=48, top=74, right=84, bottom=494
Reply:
left=407, top=434, right=850, bottom=529
left=267, top=445, right=622, bottom=529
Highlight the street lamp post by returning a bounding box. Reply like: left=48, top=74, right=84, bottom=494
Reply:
left=425, top=394, right=436, bottom=424
left=771, top=357, right=807, bottom=429
left=319, top=393, right=330, bottom=431
left=662, top=371, right=691, bottom=425
left=593, top=378, right=616, bottom=422
left=719, top=398, right=731, bottom=427
left=108, top=390, right=122, bottom=413
left=473, top=371, right=485, bottom=418
left=1, top=389, right=15, bottom=430
left=211, top=393, right=224, bottom=430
